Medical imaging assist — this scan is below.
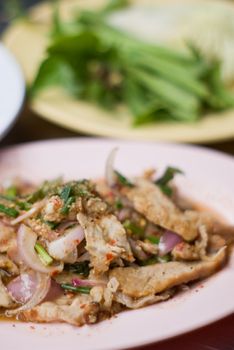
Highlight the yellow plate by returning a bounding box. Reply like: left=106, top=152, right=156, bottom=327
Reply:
left=3, top=0, right=234, bottom=143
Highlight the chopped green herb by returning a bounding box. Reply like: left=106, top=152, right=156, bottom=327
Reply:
left=138, top=253, right=171, bottom=266
left=60, top=185, right=72, bottom=202
left=123, top=220, right=144, bottom=237
left=59, top=180, right=95, bottom=215
left=76, top=188, right=90, bottom=197
left=44, top=220, right=60, bottom=230
left=158, top=254, right=171, bottom=263
left=156, top=166, right=183, bottom=186
left=59, top=184, right=75, bottom=214
left=156, top=166, right=183, bottom=196
left=59, top=181, right=94, bottom=215
left=139, top=257, right=158, bottom=266
left=26, top=178, right=62, bottom=204
left=5, top=186, right=17, bottom=198
left=100, top=0, right=129, bottom=15
left=146, top=236, right=160, bottom=244
left=158, top=185, right=173, bottom=197
left=64, top=261, right=90, bottom=277
left=114, top=198, right=123, bottom=210
left=30, top=1, right=234, bottom=126
left=35, top=242, right=53, bottom=266
left=26, top=189, right=44, bottom=204
left=114, top=170, right=134, bottom=187
left=16, top=201, right=31, bottom=211
left=73, top=180, right=95, bottom=197
left=0, top=204, right=19, bottom=218
left=60, top=196, right=75, bottom=215
left=60, top=283, right=91, bottom=294
left=0, top=194, right=15, bottom=202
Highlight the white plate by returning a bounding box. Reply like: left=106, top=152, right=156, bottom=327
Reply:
left=0, top=139, right=233, bottom=350
left=0, top=43, right=25, bottom=140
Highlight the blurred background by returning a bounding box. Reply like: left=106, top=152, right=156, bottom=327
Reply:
left=0, top=0, right=84, bottom=145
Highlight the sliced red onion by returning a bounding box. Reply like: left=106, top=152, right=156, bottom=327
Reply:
left=72, top=278, right=106, bottom=287
left=17, top=224, right=63, bottom=275
left=6, top=272, right=51, bottom=315
left=158, top=230, right=183, bottom=257
left=47, top=225, right=84, bottom=261
left=43, top=279, right=63, bottom=302
left=105, top=147, right=118, bottom=187
left=7, top=272, right=37, bottom=304
left=11, top=201, right=45, bottom=226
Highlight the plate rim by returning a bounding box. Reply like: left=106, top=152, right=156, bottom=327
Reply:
left=30, top=99, right=234, bottom=144
left=1, top=136, right=234, bottom=163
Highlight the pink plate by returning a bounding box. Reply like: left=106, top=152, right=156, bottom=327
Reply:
left=0, top=138, right=233, bottom=350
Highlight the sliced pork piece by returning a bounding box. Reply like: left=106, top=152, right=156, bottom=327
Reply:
left=109, top=247, right=226, bottom=298
left=90, top=273, right=173, bottom=309
left=172, top=242, right=200, bottom=261
left=114, top=290, right=174, bottom=309
left=209, top=225, right=234, bottom=245
left=124, top=178, right=199, bottom=241
left=19, top=294, right=100, bottom=326
left=208, top=234, right=226, bottom=253
left=77, top=213, right=134, bottom=274
left=172, top=225, right=208, bottom=261
left=183, top=210, right=220, bottom=234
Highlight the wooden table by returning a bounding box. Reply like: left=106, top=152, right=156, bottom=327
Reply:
left=2, top=105, right=234, bottom=154
left=1, top=103, right=234, bottom=350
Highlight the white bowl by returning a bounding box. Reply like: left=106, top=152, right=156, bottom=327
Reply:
left=0, top=43, right=25, bottom=140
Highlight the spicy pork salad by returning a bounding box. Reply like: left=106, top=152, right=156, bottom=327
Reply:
left=0, top=149, right=230, bottom=326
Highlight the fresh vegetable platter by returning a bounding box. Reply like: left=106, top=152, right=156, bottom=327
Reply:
left=3, top=0, right=234, bottom=142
